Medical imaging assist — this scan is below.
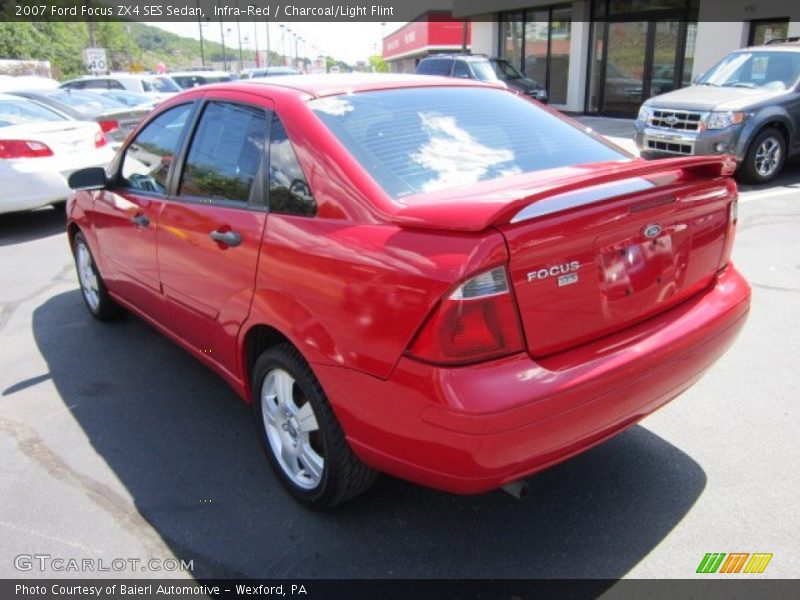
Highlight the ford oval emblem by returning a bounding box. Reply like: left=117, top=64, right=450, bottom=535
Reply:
left=644, top=224, right=662, bottom=238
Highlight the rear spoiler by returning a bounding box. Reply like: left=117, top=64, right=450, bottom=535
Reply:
left=385, top=155, right=737, bottom=232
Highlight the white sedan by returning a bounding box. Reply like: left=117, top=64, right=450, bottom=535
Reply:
left=0, top=93, right=115, bottom=214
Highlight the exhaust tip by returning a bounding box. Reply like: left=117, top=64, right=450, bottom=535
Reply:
left=501, top=479, right=531, bottom=500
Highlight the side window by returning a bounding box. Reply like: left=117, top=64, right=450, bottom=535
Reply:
left=179, top=101, right=268, bottom=204
left=108, top=79, right=125, bottom=90
left=418, top=59, right=454, bottom=76
left=84, top=79, right=109, bottom=89
left=120, top=104, right=193, bottom=194
left=268, top=116, right=316, bottom=217
left=452, top=60, right=471, bottom=78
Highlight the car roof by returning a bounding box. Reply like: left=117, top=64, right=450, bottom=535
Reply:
left=169, top=70, right=230, bottom=77
left=738, top=43, right=800, bottom=52
left=229, top=73, right=500, bottom=98
left=420, top=54, right=489, bottom=61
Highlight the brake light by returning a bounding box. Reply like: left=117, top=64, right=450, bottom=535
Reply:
left=408, top=267, right=525, bottom=365
left=98, top=119, right=119, bottom=134
left=94, top=130, right=108, bottom=148
left=0, top=140, right=54, bottom=159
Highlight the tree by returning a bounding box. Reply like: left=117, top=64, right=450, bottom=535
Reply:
left=368, top=55, right=389, bottom=73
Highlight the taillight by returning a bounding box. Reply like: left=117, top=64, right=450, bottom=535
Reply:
left=408, top=267, right=525, bottom=365
left=94, top=130, right=108, bottom=148
left=98, top=119, right=119, bottom=134
left=0, top=139, right=54, bottom=159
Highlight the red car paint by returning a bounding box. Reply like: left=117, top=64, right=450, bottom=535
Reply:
left=67, top=75, right=750, bottom=495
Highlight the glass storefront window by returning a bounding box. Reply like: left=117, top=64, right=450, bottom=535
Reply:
left=501, top=5, right=572, bottom=106
left=749, top=20, right=789, bottom=46
left=682, top=22, right=697, bottom=87
left=501, top=12, right=523, bottom=69
left=549, top=7, right=572, bottom=104
left=523, top=10, right=549, bottom=87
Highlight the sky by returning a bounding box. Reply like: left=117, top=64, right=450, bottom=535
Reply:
left=152, top=21, right=405, bottom=65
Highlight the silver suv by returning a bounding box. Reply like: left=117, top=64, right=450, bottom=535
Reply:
left=635, top=42, right=800, bottom=183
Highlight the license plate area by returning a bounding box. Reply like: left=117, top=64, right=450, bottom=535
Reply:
left=596, top=227, right=685, bottom=311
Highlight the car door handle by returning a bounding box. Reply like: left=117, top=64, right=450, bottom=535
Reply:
left=209, top=230, right=241, bottom=247
left=131, top=214, right=150, bottom=227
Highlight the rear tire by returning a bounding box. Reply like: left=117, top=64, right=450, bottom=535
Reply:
left=72, top=232, right=122, bottom=321
left=252, top=343, right=377, bottom=508
left=738, top=127, right=785, bottom=184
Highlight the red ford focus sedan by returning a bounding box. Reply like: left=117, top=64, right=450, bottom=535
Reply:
left=67, top=75, right=750, bottom=508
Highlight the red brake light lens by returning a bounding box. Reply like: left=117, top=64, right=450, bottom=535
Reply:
left=408, top=267, right=525, bottom=365
left=0, top=139, right=54, bottom=159
left=98, top=119, right=119, bottom=134
left=94, top=130, right=108, bottom=148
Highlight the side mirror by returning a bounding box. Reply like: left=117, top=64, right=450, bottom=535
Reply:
left=68, top=167, right=107, bottom=191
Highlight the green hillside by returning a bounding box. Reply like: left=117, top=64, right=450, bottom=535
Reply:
left=0, top=21, right=284, bottom=79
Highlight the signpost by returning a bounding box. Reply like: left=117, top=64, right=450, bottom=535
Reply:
left=83, top=48, right=107, bottom=74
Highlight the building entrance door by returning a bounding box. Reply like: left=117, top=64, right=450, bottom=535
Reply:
left=598, top=20, right=685, bottom=117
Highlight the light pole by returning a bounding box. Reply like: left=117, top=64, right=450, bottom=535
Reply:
left=217, top=0, right=226, bottom=71
left=197, top=0, right=205, bottom=67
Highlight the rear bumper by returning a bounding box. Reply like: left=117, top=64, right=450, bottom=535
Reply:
left=315, top=266, right=750, bottom=494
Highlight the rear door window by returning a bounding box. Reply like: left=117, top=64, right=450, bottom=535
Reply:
left=179, top=101, right=269, bottom=204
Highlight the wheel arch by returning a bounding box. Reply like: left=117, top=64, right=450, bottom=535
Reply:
left=241, top=323, right=295, bottom=404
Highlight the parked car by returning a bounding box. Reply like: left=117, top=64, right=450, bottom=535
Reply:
left=169, top=70, right=233, bottom=89
left=635, top=42, right=800, bottom=183
left=60, top=74, right=181, bottom=101
left=9, top=89, right=151, bottom=149
left=242, top=67, right=301, bottom=79
left=0, top=92, right=113, bottom=214
left=416, top=54, right=548, bottom=102
left=66, top=75, right=750, bottom=507
left=99, top=89, right=159, bottom=110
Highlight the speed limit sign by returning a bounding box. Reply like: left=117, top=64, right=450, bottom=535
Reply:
left=83, top=48, right=107, bottom=74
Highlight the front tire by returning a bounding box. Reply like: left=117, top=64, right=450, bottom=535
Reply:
left=72, top=232, right=122, bottom=321
left=252, top=344, right=376, bottom=508
left=739, top=127, right=786, bottom=184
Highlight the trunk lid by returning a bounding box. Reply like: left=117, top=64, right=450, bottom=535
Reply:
left=498, top=165, right=736, bottom=357
left=0, top=120, right=100, bottom=158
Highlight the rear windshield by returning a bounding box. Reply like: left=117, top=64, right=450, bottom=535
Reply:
left=142, top=77, right=180, bottom=93
left=310, top=87, right=626, bottom=199
left=0, top=99, right=66, bottom=126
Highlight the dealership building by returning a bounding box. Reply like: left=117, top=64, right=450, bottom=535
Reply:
left=383, top=12, right=472, bottom=73
left=448, top=0, right=800, bottom=117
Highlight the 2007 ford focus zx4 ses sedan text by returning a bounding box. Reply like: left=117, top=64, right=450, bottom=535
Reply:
left=66, top=74, right=750, bottom=508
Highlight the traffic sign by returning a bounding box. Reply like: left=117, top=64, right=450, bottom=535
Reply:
left=83, top=48, right=107, bottom=74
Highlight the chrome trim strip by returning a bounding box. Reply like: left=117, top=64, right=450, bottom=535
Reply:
left=510, top=178, right=657, bottom=224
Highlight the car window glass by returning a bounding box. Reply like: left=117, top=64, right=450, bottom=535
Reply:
left=83, top=80, right=109, bottom=89
left=108, top=80, right=125, bottom=90
left=0, top=99, right=66, bottom=126
left=311, top=87, right=626, bottom=199
left=418, top=59, right=453, bottom=76
left=452, top=61, right=471, bottom=78
left=268, top=116, right=316, bottom=216
left=120, top=104, right=193, bottom=194
left=180, top=102, right=268, bottom=203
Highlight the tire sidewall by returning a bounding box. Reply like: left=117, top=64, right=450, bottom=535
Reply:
left=742, top=128, right=785, bottom=184
left=252, top=349, right=331, bottom=505
left=73, top=232, right=103, bottom=318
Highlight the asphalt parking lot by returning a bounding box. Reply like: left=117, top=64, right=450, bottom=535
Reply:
left=1, top=135, right=798, bottom=581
